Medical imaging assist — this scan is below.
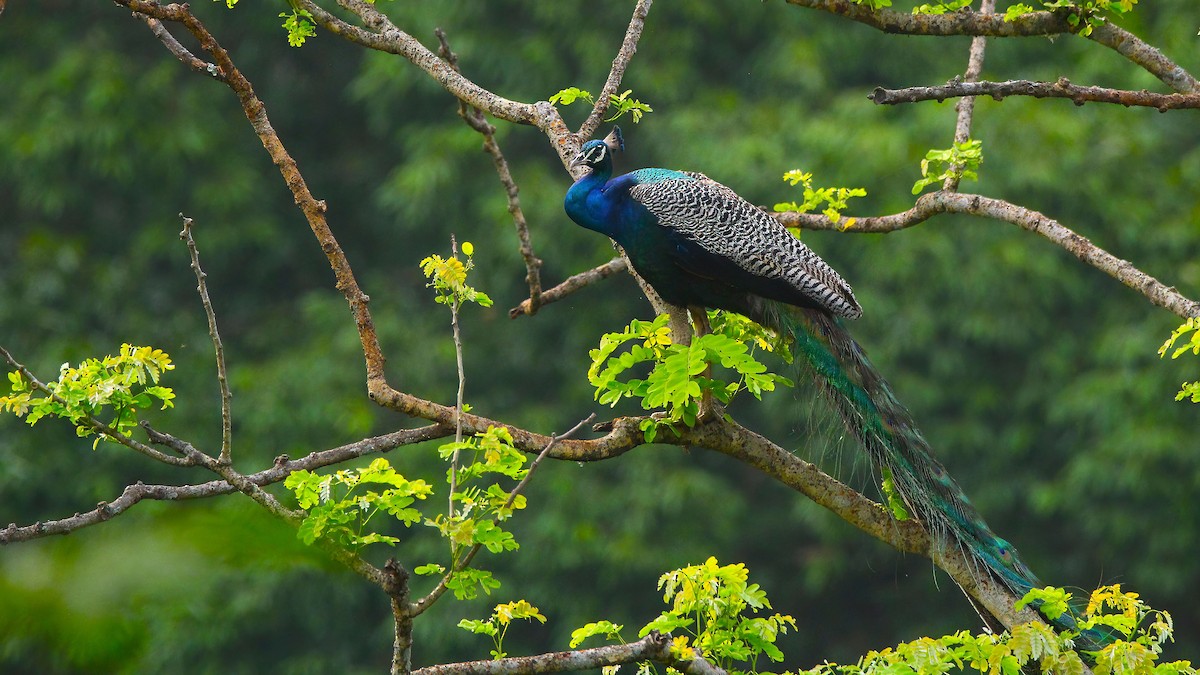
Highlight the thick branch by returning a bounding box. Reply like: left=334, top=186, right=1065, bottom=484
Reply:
left=687, top=418, right=1041, bottom=632
left=294, top=0, right=540, bottom=125
left=578, top=0, right=654, bottom=140
left=773, top=192, right=1200, bottom=319
left=872, top=77, right=1200, bottom=110
left=781, top=2, right=1199, bottom=93
left=121, top=0, right=392, bottom=391
left=412, top=631, right=722, bottom=675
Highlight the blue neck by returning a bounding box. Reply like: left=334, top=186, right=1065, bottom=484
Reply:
left=564, top=163, right=623, bottom=239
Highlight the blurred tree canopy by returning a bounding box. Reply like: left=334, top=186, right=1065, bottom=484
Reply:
left=1, top=1, right=1197, bottom=673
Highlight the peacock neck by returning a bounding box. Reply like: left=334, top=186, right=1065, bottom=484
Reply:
left=564, top=164, right=624, bottom=239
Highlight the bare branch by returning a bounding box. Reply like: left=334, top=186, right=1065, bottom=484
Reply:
left=871, top=77, right=1200, bottom=110
left=121, top=0, right=393, bottom=393
left=142, top=422, right=398, bottom=590
left=436, top=29, right=544, bottom=313
left=774, top=192, right=1200, bottom=319
left=179, top=214, right=233, bottom=464
left=412, top=631, right=723, bottom=675
left=295, top=0, right=541, bottom=126
left=943, top=0, right=993, bottom=192
left=0, top=424, right=448, bottom=545
left=1089, top=21, right=1200, bottom=94
left=509, top=257, right=629, bottom=318
left=133, top=13, right=225, bottom=81
left=579, top=0, right=654, bottom=140
left=781, top=2, right=1199, bottom=93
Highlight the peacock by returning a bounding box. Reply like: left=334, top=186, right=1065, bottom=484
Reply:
left=563, top=127, right=1103, bottom=649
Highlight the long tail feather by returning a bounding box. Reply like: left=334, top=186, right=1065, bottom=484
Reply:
left=746, top=299, right=1110, bottom=649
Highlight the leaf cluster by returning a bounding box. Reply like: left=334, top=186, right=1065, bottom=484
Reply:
left=427, top=426, right=527, bottom=560
left=807, top=585, right=1193, bottom=675
left=774, top=170, right=867, bottom=230
left=1004, top=0, right=1138, bottom=36
left=284, top=457, right=433, bottom=549
left=912, top=139, right=983, bottom=195
left=0, top=344, right=175, bottom=449
left=284, top=425, right=527, bottom=600
left=279, top=9, right=317, bottom=48
left=549, top=87, right=654, bottom=123
left=588, top=312, right=792, bottom=441
left=913, top=0, right=973, bottom=15
left=642, top=557, right=797, bottom=673
left=420, top=243, right=493, bottom=310
left=458, top=599, right=547, bottom=659
left=1159, top=318, right=1200, bottom=403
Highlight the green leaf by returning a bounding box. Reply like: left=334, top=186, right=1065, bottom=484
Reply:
left=548, top=86, right=594, bottom=106
left=569, top=620, right=624, bottom=648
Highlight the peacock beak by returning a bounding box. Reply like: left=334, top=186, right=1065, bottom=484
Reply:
left=568, top=151, right=587, bottom=169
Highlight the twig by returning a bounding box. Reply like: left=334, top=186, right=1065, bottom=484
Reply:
left=943, top=0, right=992, bottom=192
left=578, top=0, right=654, bottom=140
left=0, top=345, right=196, bottom=467
left=412, top=631, right=723, bottom=675
left=449, top=235, right=465, bottom=518
left=871, top=77, right=1200, bottom=110
left=179, top=214, right=233, bottom=464
left=1, top=424, right=449, bottom=544
left=409, top=413, right=596, bottom=617
left=134, top=13, right=226, bottom=81
left=508, top=257, right=629, bottom=318
left=141, top=422, right=397, bottom=589
left=436, top=29, right=544, bottom=314
left=772, top=191, right=1200, bottom=319
left=781, top=1, right=1199, bottom=94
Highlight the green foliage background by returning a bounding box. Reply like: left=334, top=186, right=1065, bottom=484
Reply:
left=1, top=1, right=1197, bottom=672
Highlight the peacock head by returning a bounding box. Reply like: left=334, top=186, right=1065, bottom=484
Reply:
left=569, top=126, right=624, bottom=173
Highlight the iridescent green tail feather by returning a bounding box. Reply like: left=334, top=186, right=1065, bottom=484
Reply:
left=747, top=299, right=1112, bottom=649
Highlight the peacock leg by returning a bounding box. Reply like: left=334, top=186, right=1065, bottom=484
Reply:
left=688, top=306, right=722, bottom=423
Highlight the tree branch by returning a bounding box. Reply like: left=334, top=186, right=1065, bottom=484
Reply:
left=509, top=257, right=629, bottom=318
left=141, top=422, right=399, bottom=590
left=292, top=0, right=542, bottom=126
left=871, top=77, right=1200, bottom=110
left=773, top=191, right=1200, bottom=319
left=133, top=13, right=225, bottom=81
left=943, top=0, right=992, bottom=192
left=781, top=2, right=1199, bottom=93
left=0, top=424, right=449, bottom=544
left=435, top=29, right=544, bottom=314
left=179, top=214, right=233, bottom=464
left=578, top=0, right=654, bottom=140
left=412, top=631, right=723, bottom=675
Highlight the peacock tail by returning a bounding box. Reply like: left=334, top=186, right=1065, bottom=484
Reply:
left=751, top=298, right=1042, bottom=595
